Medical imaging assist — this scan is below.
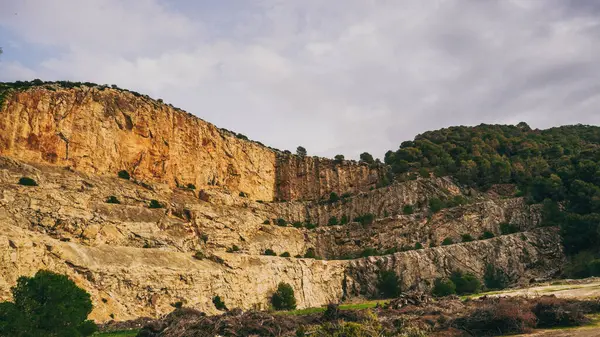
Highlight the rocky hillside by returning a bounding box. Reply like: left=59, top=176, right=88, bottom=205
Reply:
left=0, top=82, right=565, bottom=322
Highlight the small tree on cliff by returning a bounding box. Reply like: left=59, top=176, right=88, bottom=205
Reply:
left=359, top=152, right=375, bottom=165
left=271, top=282, right=297, bottom=310
left=296, top=146, right=307, bottom=157
left=0, top=270, right=97, bottom=336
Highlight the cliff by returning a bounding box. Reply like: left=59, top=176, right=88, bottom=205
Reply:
left=0, top=83, right=567, bottom=323
left=0, top=84, right=383, bottom=202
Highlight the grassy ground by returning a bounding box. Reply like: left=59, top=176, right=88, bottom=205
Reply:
left=278, top=299, right=389, bottom=316
left=94, top=330, right=139, bottom=337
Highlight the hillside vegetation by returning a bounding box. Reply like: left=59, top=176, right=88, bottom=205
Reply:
left=385, top=123, right=600, bottom=276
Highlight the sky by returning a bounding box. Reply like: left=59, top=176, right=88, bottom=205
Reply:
left=1, top=0, right=600, bottom=159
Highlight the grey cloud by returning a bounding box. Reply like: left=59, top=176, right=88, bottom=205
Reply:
left=0, top=0, right=599, bottom=159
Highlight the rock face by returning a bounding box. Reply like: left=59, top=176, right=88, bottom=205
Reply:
left=0, top=86, right=383, bottom=202
left=0, top=84, right=567, bottom=323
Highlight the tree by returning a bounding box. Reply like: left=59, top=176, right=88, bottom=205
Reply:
left=432, top=278, right=456, bottom=297
left=376, top=270, right=401, bottom=298
left=0, top=270, right=96, bottom=336
left=271, top=283, right=297, bottom=310
left=212, top=296, right=228, bottom=311
left=334, top=154, right=345, bottom=163
left=296, top=146, right=307, bottom=157
left=450, top=271, right=482, bottom=295
left=359, top=152, right=375, bottom=165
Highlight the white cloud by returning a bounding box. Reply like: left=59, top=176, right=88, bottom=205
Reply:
left=1, top=0, right=600, bottom=158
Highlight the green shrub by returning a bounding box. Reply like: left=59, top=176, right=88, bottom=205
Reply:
left=263, top=249, right=277, bottom=256
left=304, top=222, right=317, bottom=230
left=376, top=270, right=401, bottom=298
left=212, top=296, right=228, bottom=311
left=239, top=191, right=248, bottom=198
left=263, top=219, right=270, bottom=225
left=186, top=183, right=196, bottom=190
left=271, top=283, right=297, bottom=310
left=402, top=205, right=414, bottom=215
left=328, top=216, right=338, bottom=226
left=480, top=231, right=495, bottom=240
left=148, top=199, right=163, bottom=209
left=415, top=242, right=423, bottom=250
left=304, top=248, right=317, bottom=259
left=200, top=234, right=209, bottom=243
left=564, top=251, right=600, bottom=279
left=429, top=198, right=446, bottom=213
left=461, top=234, right=474, bottom=242
left=360, top=248, right=378, bottom=258
left=354, top=213, right=375, bottom=226
left=18, top=177, right=38, bottom=186
left=117, top=170, right=130, bottom=180
left=334, top=154, right=345, bottom=163
left=341, top=192, right=352, bottom=199
left=329, top=192, right=340, bottom=203
left=292, top=222, right=303, bottom=228
left=441, top=237, right=454, bottom=246
left=226, top=245, right=240, bottom=253
left=450, top=271, right=482, bottom=295
left=432, top=278, right=456, bottom=297
left=276, top=218, right=287, bottom=227
left=484, top=264, right=510, bottom=290
left=0, top=270, right=96, bottom=336
left=500, top=222, right=519, bottom=235
left=280, top=252, right=291, bottom=257
left=193, top=251, right=205, bottom=260
left=106, top=196, right=120, bottom=204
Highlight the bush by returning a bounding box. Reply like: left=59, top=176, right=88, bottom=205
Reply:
left=329, top=192, right=340, bottom=203
left=106, top=196, right=120, bottom=204
left=432, top=278, right=456, bottom=297
left=148, top=199, right=163, bottom=209
left=441, top=237, right=454, bottom=246
left=226, top=245, right=240, bottom=253
left=340, top=215, right=349, bottom=225
left=360, top=248, right=378, bottom=258
left=212, top=296, right=228, bottom=311
left=304, top=248, right=317, bottom=259
left=415, top=242, right=423, bottom=249
left=239, top=191, right=248, bottom=198
left=461, top=234, right=474, bottom=242
left=304, top=222, right=317, bottom=230
left=532, top=296, right=589, bottom=328
left=354, top=213, right=375, bottom=226
left=334, top=154, right=345, bottom=163
left=480, top=231, right=495, bottom=240
left=263, top=219, right=270, bottom=225
left=402, top=205, right=414, bottom=215
left=484, top=264, right=510, bottom=290
left=564, top=251, right=600, bottom=279
left=429, top=198, right=445, bottom=213
left=186, top=183, right=196, bottom=190
left=454, top=300, right=537, bottom=336
left=18, top=177, right=38, bottom=186
left=500, top=222, right=519, bottom=235
left=450, top=271, right=482, bottom=295
left=193, top=251, right=205, bottom=260
left=377, top=270, right=401, bottom=298
left=263, top=249, right=277, bottom=256
left=359, top=152, right=375, bottom=165
left=280, top=252, right=291, bottom=257
left=328, top=216, right=338, bottom=226
left=0, top=270, right=96, bottom=336
left=276, top=218, right=287, bottom=227
left=117, top=170, right=130, bottom=180
left=271, top=283, right=297, bottom=310
left=292, top=222, right=303, bottom=228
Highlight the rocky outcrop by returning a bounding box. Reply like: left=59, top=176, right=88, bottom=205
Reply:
left=0, top=85, right=385, bottom=202
left=345, top=228, right=564, bottom=298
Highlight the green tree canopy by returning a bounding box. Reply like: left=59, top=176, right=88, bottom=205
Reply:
left=0, top=270, right=96, bottom=336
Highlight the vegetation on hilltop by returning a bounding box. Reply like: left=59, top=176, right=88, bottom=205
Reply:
left=385, top=123, right=600, bottom=276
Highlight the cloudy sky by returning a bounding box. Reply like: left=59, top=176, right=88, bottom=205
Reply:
left=1, top=1, right=599, bottom=159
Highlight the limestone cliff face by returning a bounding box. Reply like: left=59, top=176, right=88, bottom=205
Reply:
left=275, top=155, right=385, bottom=201
left=0, top=86, right=386, bottom=202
